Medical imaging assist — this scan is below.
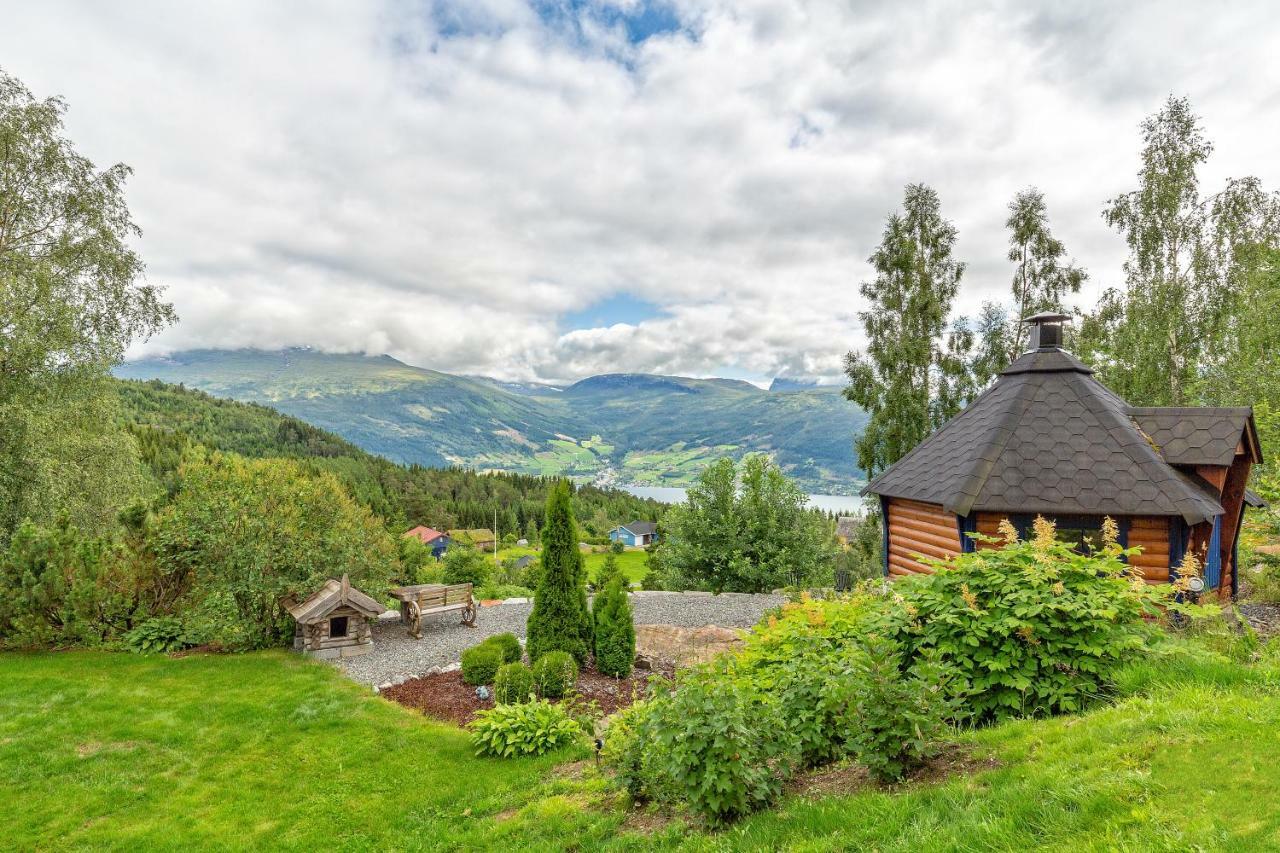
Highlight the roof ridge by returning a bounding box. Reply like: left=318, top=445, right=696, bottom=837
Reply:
left=947, top=374, right=1043, bottom=517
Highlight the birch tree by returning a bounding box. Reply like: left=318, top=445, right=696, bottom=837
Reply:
left=844, top=184, right=964, bottom=478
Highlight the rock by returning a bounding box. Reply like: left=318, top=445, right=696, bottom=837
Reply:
left=635, top=624, right=745, bottom=668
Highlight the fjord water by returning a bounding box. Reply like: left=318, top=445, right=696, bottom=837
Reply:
left=620, top=484, right=865, bottom=514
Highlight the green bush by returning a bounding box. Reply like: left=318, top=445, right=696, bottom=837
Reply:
left=123, top=617, right=191, bottom=654
left=601, top=698, right=676, bottom=803
left=610, top=539, right=625, bottom=555
left=890, top=517, right=1178, bottom=721
left=644, top=659, right=797, bottom=825
left=736, top=594, right=884, bottom=767
left=844, top=638, right=957, bottom=782
left=493, top=662, right=535, bottom=704
left=526, top=481, right=592, bottom=663
left=442, top=544, right=490, bottom=587
left=468, top=699, right=581, bottom=757
left=532, top=650, right=578, bottom=699
left=0, top=520, right=152, bottom=649
left=484, top=632, right=522, bottom=664
left=593, top=575, right=635, bottom=678
left=461, top=642, right=504, bottom=686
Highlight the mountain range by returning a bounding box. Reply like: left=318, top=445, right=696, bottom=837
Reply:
left=114, top=349, right=867, bottom=494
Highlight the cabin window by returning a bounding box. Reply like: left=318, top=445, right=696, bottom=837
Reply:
left=329, top=616, right=349, bottom=638
left=1055, top=527, right=1100, bottom=554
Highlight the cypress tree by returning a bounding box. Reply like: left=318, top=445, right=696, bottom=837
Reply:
left=526, top=480, right=592, bottom=663
left=593, top=574, right=635, bottom=678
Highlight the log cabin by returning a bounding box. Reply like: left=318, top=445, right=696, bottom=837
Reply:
left=863, top=312, right=1265, bottom=599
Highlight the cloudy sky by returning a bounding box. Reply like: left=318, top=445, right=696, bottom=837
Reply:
left=4, top=1, right=1279, bottom=383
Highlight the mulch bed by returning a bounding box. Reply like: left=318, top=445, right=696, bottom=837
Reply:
left=382, top=660, right=675, bottom=727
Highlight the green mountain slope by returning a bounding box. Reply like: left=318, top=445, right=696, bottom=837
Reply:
left=115, top=349, right=867, bottom=493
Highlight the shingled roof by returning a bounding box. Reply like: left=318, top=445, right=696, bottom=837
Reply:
left=863, top=345, right=1255, bottom=525
left=285, top=575, right=384, bottom=624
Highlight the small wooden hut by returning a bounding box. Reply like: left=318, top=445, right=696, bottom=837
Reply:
left=864, top=313, right=1265, bottom=598
left=285, top=574, right=384, bottom=659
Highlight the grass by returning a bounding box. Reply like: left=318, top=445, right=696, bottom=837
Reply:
left=492, top=545, right=650, bottom=585
left=5, top=644, right=1280, bottom=850
left=584, top=549, right=649, bottom=584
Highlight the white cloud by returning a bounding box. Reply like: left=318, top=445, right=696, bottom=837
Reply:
left=3, top=0, right=1279, bottom=382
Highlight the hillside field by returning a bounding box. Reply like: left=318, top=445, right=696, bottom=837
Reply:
left=115, top=350, right=869, bottom=495
left=4, top=646, right=1280, bottom=850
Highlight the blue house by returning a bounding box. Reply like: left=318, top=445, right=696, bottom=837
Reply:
left=608, top=521, right=659, bottom=547
left=404, top=526, right=450, bottom=559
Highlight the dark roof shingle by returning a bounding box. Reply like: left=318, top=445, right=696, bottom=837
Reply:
left=863, top=348, right=1250, bottom=524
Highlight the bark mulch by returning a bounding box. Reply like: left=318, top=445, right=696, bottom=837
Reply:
left=381, top=661, right=675, bottom=727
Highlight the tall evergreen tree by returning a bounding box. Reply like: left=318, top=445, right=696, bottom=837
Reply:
left=844, top=184, right=965, bottom=478
left=525, top=480, right=592, bottom=663
left=1083, top=95, right=1280, bottom=405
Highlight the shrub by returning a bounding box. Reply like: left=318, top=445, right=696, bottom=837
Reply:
left=736, top=595, right=883, bottom=767
left=461, top=642, right=504, bottom=686
left=0, top=520, right=152, bottom=649
left=469, top=699, right=581, bottom=757
left=485, top=632, right=523, bottom=664
left=891, top=516, right=1178, bottom=721
left=602, top=699, right=676, bottom=803
left=644, top=659, right=797, bottom=825
left=442, top=544, right=490, bottom=587
left=594, top=552, right=622, bottom=592
left=526, top=481, right=592, bottom=663
left=593, top=575, right=635, bottom=678
left=844, top=638, right=957, bottom=782
left=532, top=650, right=578, bottom=699
left=149, top=453, right=397, bottom=650
left=123, top=617, right=191, bottom=654
left=493, top=662, right=535, bottom=704
left=610, top=539, right=625, bottom=555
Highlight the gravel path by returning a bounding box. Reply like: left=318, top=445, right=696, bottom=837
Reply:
left=338, top=591, right=785, bottom=688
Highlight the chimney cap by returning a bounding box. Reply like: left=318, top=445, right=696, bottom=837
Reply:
left=1022, top=311, right=1073, bottom=325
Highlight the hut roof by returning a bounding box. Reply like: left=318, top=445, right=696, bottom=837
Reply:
left=864, top=345, right=1257, bottom=525
left=285, top=575, right=384, bottom=623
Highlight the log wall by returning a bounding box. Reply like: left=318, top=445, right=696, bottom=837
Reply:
left=885, top=498, right=962, bottom=577
left=971, top=512, right=1172, bottom=582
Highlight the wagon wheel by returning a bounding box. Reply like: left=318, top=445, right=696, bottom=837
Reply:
left=460, top=603, right=477, bottom=627
left=407, top=601, right=423, bottom=640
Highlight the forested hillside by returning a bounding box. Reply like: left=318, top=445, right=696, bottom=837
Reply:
left=115, top=349, right=868, bottom=494
left=115, top=378, right=665, bottom=539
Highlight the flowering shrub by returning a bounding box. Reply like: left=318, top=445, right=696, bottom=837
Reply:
left=890, top=516, right=1183, bottom=721
left=468, top=699, right=580, bottom=757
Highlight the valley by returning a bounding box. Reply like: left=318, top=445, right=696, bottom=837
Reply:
left=116, top=349, right=868, bottom=494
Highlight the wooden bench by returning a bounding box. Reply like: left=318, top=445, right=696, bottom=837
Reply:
left=389, top=583, right=477, bottom=639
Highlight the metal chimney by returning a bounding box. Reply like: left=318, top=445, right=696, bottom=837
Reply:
left=1023, top=311, right=1072, bottom=352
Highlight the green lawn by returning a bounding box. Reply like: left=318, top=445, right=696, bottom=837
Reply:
left=583, top=549, right=649, bottom=584
left=4, top=648, right=1280, bottom=850
left=493, top=546, right=650, bottom=585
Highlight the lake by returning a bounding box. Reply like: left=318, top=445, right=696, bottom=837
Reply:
left=620, top=484, right=867, bottom=515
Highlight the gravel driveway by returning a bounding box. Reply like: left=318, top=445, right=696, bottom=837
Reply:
left=339, top=591, right=785, bottom=688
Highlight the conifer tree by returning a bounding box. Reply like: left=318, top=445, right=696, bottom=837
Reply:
left=526, top=480, right=592, bottom=663
left=593, top=574, right=635, bottom=678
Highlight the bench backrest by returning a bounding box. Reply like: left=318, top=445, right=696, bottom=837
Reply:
left=413, top=583, right=472, bottom=609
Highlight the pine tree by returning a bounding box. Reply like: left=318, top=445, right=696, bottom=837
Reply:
left=594, top=551, right=621, bottom=592
left=593, top=574, right=635, bottom=678
left=525, top=480, right=592, bottom=663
